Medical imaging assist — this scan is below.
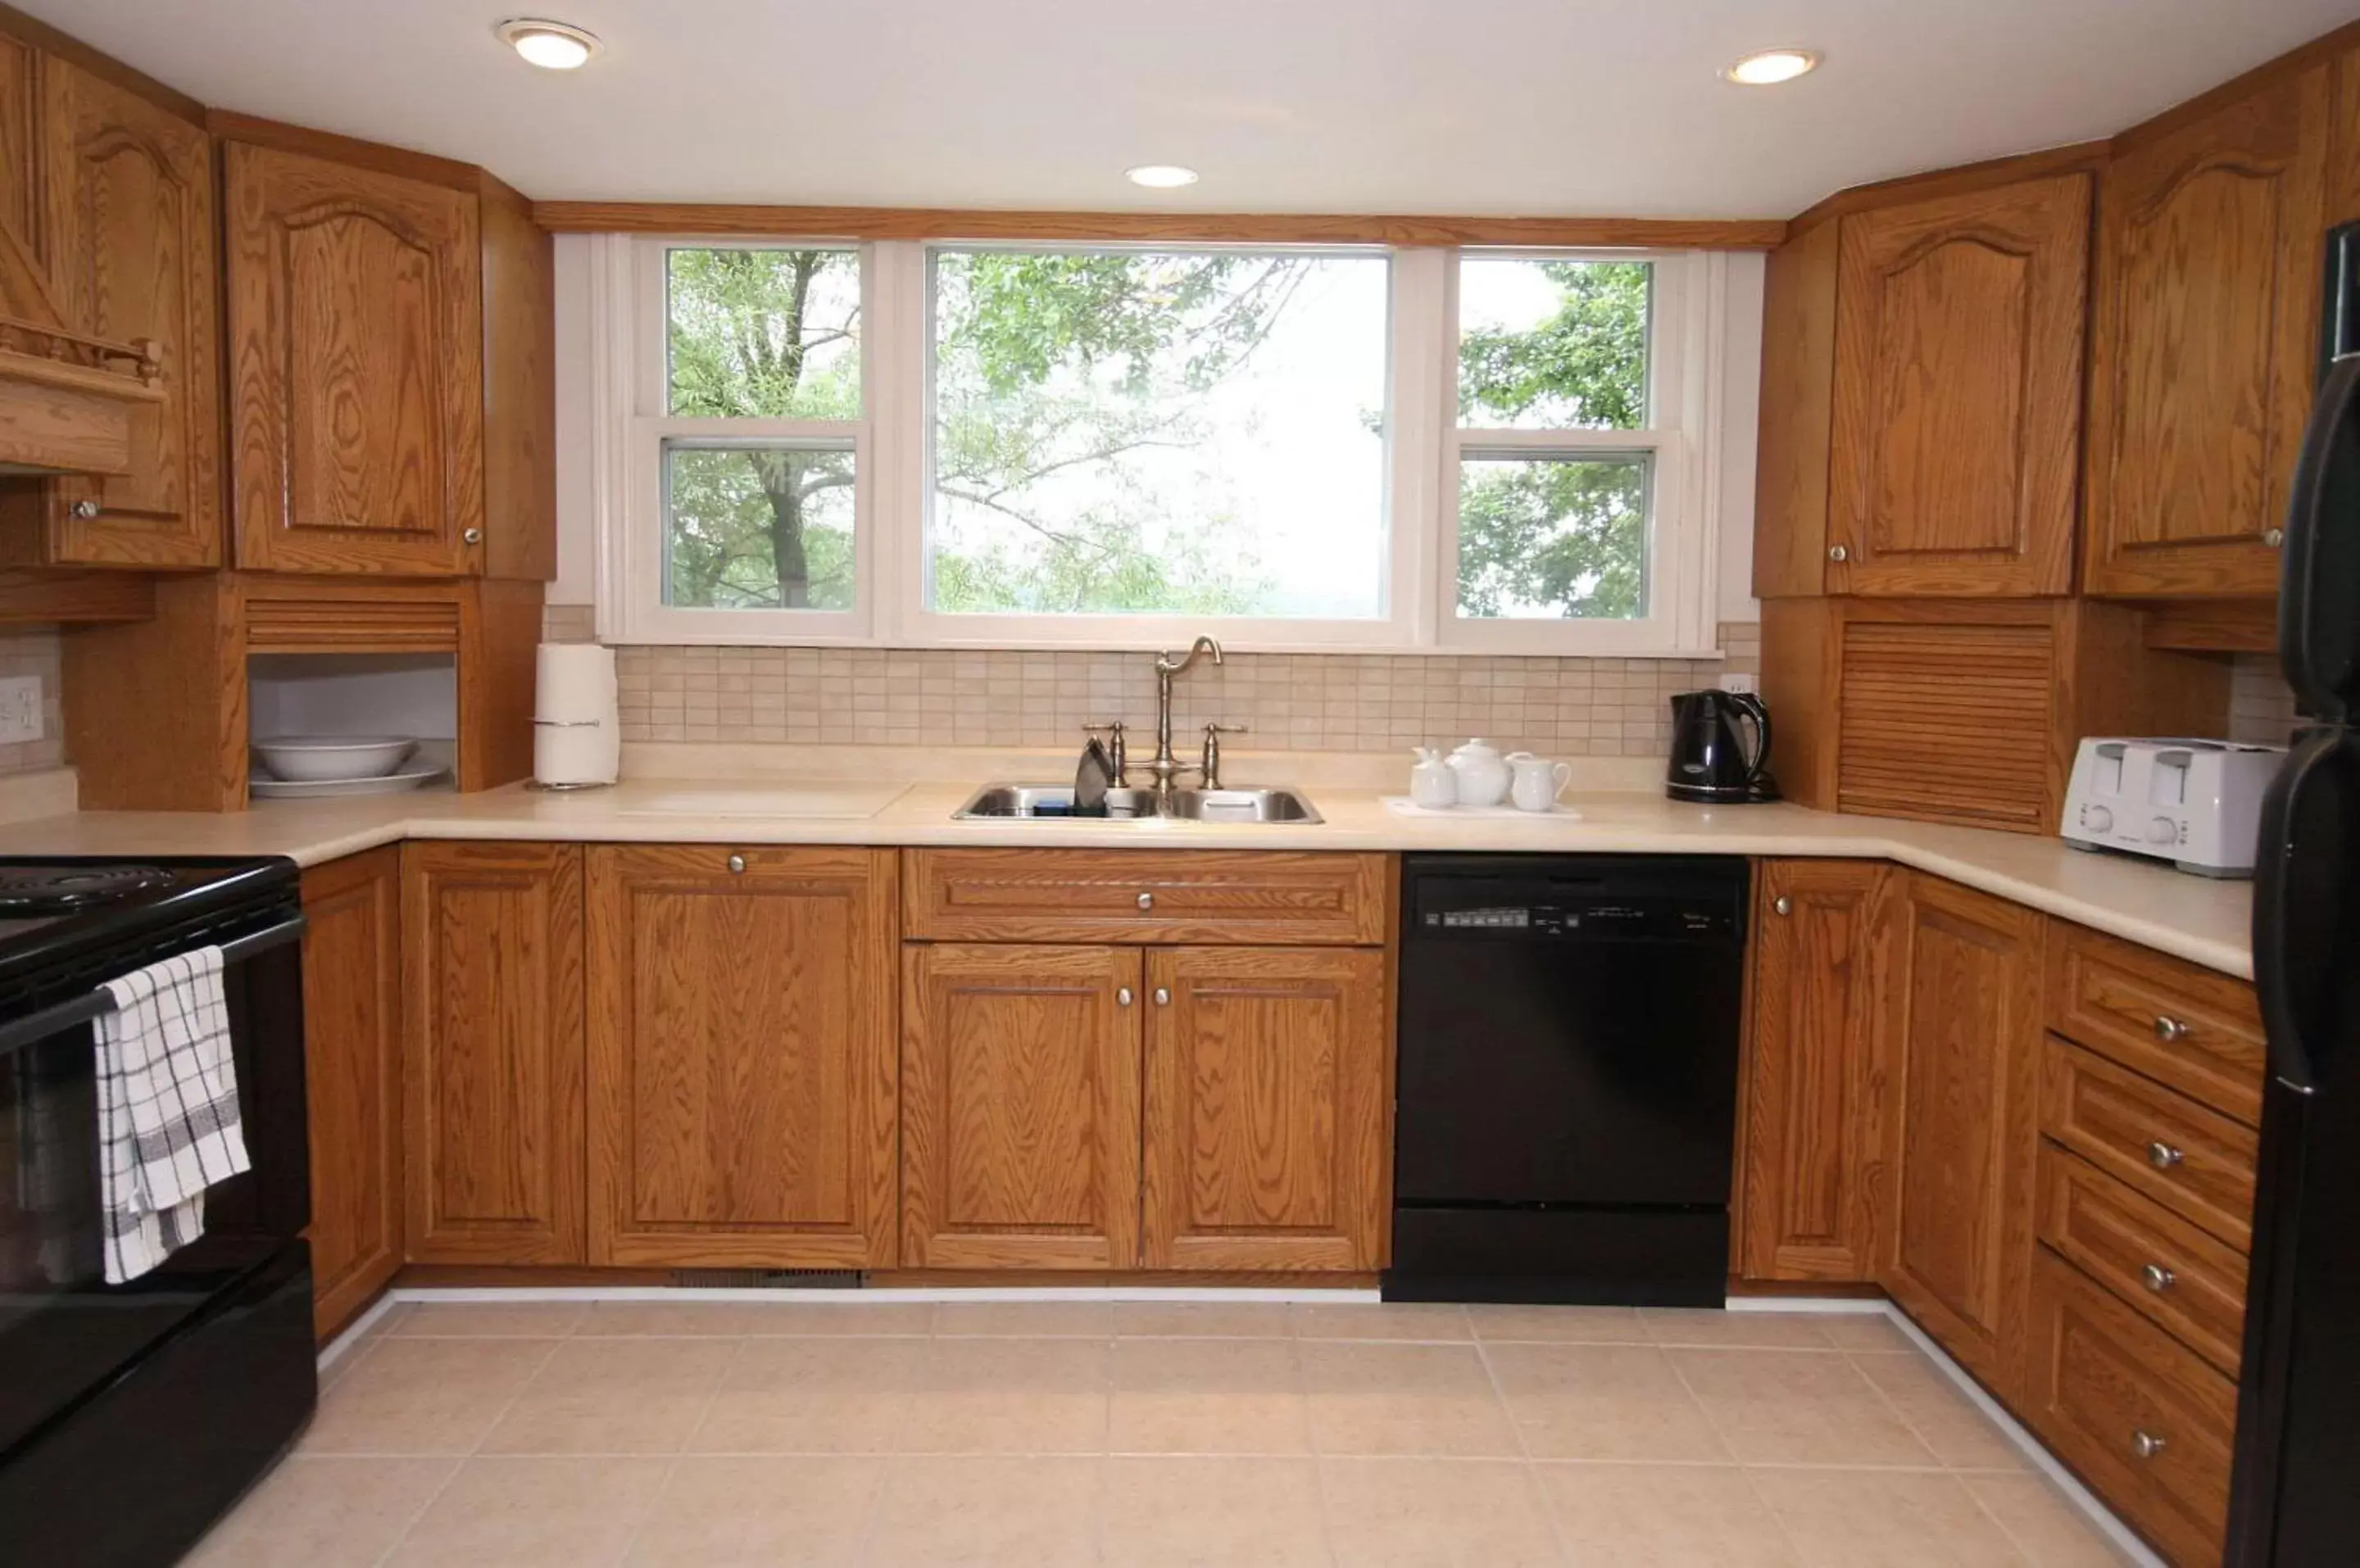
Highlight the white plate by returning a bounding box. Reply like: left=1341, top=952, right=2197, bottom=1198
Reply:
left=249, top=764, right=448, bottom=800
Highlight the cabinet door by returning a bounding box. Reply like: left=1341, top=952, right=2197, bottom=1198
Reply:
left=2085, top=66, right=2331, bottom=596
left=299, top=847, right=402, bottom=1338
left=1827, top=174, right=2089, bottom=596
left=402, top=841, right=584, bottom=1264
left=1740, top=859, right=1900, bottom=1282
left=1142, top=945, right=1388, bottom=1271
left=585, top=845, right=898, bottom=1268
left=225, top=141, right=482, bottom=576
left=901, top=943, right=1141, bottom=1269
left=7, top=61, right=220, bottom=568
left=1883, top=876, right=2045, bottom=1399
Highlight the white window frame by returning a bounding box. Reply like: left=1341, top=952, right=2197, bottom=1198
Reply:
left=588, top=233, right=1729, bottom=655
left=597, top=235, right=880, bottom=644
left=1440, top=248, right=1723, bottom=655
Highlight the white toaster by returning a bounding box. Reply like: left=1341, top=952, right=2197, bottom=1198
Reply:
left=2060, top=737, right=2284, bottom=877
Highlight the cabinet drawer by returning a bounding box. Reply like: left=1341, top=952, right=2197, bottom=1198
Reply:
left=2026, top=1248, right=2238, bottom=1568
left=904, top=850, right=1388, bottom=945
left=2036, top=1144, right=2248, bottom=1375
left=2041, top=1038, right=2257, bottom=1249
left=2046, top=923, right=2264, bottom=1126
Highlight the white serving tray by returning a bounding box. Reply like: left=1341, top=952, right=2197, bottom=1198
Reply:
left=1382, top=796, right=1583, bottom=820
left=249, top=764, right=450, bottom=800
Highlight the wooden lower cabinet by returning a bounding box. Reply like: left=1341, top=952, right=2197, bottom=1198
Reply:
left=402, top=841, right=586, bottom=1264
left=1881, top=875, right=2045, bottom=1401
left=297, top=848, right=402, bottom=1337
left=1739, top=859, right=1900, bottom=1282
left=1143, top=945, right=1389, bottom=1271
left=901, top=943, right=1143, bottom=1269
left=586, top=845, right=899, bottom=1268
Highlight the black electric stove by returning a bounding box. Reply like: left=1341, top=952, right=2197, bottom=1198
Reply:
left=0, top=854, right=316, bottom=1568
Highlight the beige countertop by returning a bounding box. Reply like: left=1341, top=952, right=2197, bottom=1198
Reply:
left=0, top=751, right=2255, bottom=980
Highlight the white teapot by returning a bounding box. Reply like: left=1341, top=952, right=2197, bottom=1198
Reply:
left=1446, top=739, right=1511, bottom=808
left=1409, top=746, right=1458, bottom=809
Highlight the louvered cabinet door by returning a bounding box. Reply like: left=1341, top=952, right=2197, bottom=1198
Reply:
left=1836, top=618, right=2059, bottom=832
left=225, top=141, right=482, bottom=575
left=1827, top=174, right=2090, bottom=597
left=2085, top=63, right=2331, bottom=597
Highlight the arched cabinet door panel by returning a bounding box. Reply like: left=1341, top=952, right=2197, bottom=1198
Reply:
left=225, top=140, right=482, bottom=576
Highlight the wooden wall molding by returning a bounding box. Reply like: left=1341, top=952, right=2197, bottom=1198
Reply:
left=0, top=567, right=152, bottom=623
left=2114, top=16, right=2360, bottom=156
left=529, top=202, right=1787, bottom=249
left=0, top=2, right=201, bottom=123
left=1786, top=143, right=2109, bottom=238
left=205, top=109, right=482, bottom=192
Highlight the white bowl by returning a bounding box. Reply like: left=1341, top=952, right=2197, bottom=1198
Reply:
left=252, top=736, right=417, bottom=782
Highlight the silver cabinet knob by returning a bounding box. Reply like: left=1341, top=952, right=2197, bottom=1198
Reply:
left=463, top=527, right=484, bottom=545
left=2152, top=1015, right=2190, bottom=1043
left=1117, top=987, right=1134, bottom=1007
left=2131, top=1430, right=2167, bottom=1461
left=1154, top=987, right=1170, bottom=1006
left=2142, top=1262, right=2176, bottom=1294
left=1137, top=891, right=1155, bottom=911
left=2147, top=1140, right=2185, bottom=1171
left=69, top=498, right=102, bottom=519
left=726, top=854, right=746, bottom=874
left=1827, top=544, right=1849, bottom=563
left=1773, top=896, right=1793, bottom=916
left=2262, top=527, right=2285, bottom=547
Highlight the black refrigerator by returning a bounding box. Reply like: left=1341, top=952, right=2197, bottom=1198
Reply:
left=2223, top=228, right=2360, bottom=1566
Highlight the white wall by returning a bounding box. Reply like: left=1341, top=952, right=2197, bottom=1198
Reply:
left=549, top=235, right=1768, bottom=636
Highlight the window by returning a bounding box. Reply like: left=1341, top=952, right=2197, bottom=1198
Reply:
left=590, top=234, right=1731, bottom=653
left=1443, top=254, right=1701, bottom=650
left=922, top=247, right=1393, bottom=634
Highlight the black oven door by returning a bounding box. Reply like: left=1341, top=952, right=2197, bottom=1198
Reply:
left=0, top=918, right=311, bottom=1463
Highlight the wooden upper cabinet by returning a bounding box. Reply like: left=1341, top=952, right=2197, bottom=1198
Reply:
left=585, top=845, right=898, bottom=1268
left=0, top=60, right=220, bottom=569
left=402, top=841, right=585, bottom=1265
left=1740, top=859, right=1900, bottom=1284
left=901, top=942, right=1143, bottom=1270
left=1141, top=945, right=1388, bottom=1271
left=1882, top=875, right=2046, bottom=1402
left=225, top=141, right=483, bottom=576
left=2085, top=64, right=2333, bottom=597
left=299, top=847, right=402, bottom=1338
left=1827, top=174, right=2090, bottom=596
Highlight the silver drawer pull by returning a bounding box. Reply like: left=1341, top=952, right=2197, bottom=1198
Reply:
left=2152, top=1015, right=2191, bottom=1043
left=1773, top=896, right=1793, bottom=915
left=1827, top=544, right=1849, bottom=562
left=2131, top=1430, right=2167, bottom=1461
left=463, top=527, right=484, bottom=544
left=2147, top=1141, right=2185, bottom=1171
left=1117, top=987, right=1134, bottom=1008
left=70, top=498, right=102, bottom=519
left=726, top=854, right=746, bottom=874
left=1154, top=987, right=1170, bottom=1006
left=2262, top=527, right=2285, bottom=548
left=2142, top=1263, right=2177, bottom=1294
left=1137, top=891, right=1155, bottom=911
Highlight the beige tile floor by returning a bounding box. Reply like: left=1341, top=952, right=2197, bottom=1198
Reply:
left=186, top=1298, right=2135, bottom=1567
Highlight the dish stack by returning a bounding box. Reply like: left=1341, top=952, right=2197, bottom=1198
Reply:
left=533, top=641, right=620, bottom=789
left=249, top=737, right=446, bottom=799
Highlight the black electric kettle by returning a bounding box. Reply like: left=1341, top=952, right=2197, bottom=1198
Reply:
left=1665, top=691, right=1777, bottom=803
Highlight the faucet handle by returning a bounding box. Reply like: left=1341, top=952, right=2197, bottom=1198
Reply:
left=1200, top=723, right=1246, bottom=790
left=1082, top=722, right=1128, bottom=784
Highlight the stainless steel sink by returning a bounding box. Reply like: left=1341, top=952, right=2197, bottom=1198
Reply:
left=953, top=783, right=1321, bottom=823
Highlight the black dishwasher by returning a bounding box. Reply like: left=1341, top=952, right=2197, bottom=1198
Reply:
left=1385, top=854, right=1750, bottom=1307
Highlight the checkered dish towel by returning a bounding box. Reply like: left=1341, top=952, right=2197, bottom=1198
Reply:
left=95, top=947, right=250, bottom=1283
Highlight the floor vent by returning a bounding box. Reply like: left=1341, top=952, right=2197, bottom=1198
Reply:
left=666, top=1268, right=865, bottom=1289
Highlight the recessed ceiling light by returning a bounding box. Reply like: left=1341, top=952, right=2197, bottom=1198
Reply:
left=1125, top=165, right=1200, bottom=190
left=1722, top=48, right=1820, bottom=85
left=495, top=17, right=602, bottom=70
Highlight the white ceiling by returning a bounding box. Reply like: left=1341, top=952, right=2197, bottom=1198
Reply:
left=22, top=0, right=2359, bottom=217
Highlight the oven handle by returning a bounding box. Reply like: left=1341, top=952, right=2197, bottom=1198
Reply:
left=0, top=913, right=308, bottom=1059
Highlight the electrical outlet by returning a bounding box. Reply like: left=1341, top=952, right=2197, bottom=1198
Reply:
left=1717, top=672, right=1758, bottom=696
left=0, top=676, right=44, bottom=744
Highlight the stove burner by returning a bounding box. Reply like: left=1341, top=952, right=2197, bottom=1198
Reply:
left=0, top=863, right=175, bottom=915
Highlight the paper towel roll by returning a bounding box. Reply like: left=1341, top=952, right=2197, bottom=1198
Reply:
left=534, top=642, right=620, bottom=786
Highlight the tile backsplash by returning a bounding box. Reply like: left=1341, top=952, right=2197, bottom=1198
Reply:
left=2228, top=654, right=2302, bottom=746
left=547, top=612, right=1763, bottom=760
left=0, top=632, right=64, bottom=775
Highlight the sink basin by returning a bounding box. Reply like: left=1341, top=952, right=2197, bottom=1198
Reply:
left=953, top=783, right=1321, bottom=823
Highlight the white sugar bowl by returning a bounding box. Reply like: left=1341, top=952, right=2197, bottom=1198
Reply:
left=1446, top=738, right=1511, bottom=808
left=1409, top=746, right=1458, bottom=809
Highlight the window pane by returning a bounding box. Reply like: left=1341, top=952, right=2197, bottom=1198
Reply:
left=1457, top=453, right=1649, bottom=619
left=663, top=442, right=855, bottom=610
left=667, top=248, right=860, bottom=419
left=1458, top=258, right=1649, bottom=430
left=928, top=249, right=1390, bottom=617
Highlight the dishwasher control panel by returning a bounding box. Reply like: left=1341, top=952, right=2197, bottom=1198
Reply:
left=1421, top=899, right=1740, bottom=940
